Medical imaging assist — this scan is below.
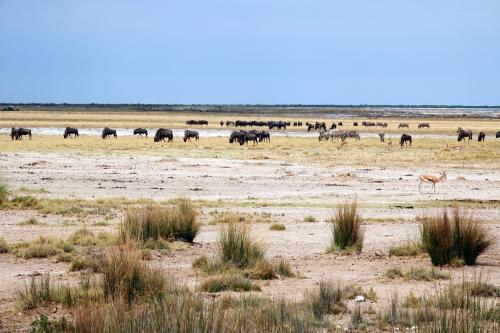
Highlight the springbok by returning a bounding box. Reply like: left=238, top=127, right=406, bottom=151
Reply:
left=418, top=171, right=447, bottom=193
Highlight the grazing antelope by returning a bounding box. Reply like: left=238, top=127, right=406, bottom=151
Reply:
left=418, top=171, right=447, bottom=193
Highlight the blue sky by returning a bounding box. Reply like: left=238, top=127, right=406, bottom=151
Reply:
left=0, top=0, right=499, bottom=105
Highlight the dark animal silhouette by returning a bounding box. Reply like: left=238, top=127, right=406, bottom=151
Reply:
left=496, top=131, right=500, bottom=138
left=268, top=121, right=287, bottom=130
left=478, top=132, right=485, bottom=142
left=154, top=128, right=173, bottom=142
left=229, top=131, right=246, bottom=143
left=377, top=122, right=388, bottom=128
left=353, top=122, right=358, bottom=126
left=307, top=124, right=315, bottom=132
left=102, top=127, right=117, bottom=139
left=330, top=123, right=337, bottom=130
left=457, top=127, right=472, bottom=142
left=400, top=134, right=412, bottom=147
left=257, top=131, right=270, bottom=142
left=338, top=122, right=343, bottom=126
left=11, top=127, right=32, bottom=140
left=239, top=132, right=258, bottom=146
left=133, top=128, right=148, bottom=138
left=220, top=121, right=224, bottom=126
left=398, top=123, right=409, bottom=129
left=183, top=130, right=199, bottom=142
left=378, top=132, right=385, bottom=142
left=186, top=120, right=208, bottom=125
left=362, top=121, right=376, bottom=127
left=226, top=121, right=235, bottom=126
left=418, top=123, right=430, bottom=129
left=63, top=127, right=79, bottom=139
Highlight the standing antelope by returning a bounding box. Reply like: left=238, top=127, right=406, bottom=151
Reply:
left=418, top=171, right=447, bottom=193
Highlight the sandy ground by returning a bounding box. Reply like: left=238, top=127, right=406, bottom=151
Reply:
left=0, top=151, right=499, bottom=329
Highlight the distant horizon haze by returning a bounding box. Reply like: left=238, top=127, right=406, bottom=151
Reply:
left=1, top=1, right=499, bottom=105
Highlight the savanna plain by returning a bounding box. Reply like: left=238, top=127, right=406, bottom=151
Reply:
left=0, top=109, right=499, bottom=332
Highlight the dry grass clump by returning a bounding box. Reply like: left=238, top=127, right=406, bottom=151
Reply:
left=304, top=279, right=348, bottom=319
left=121, top=199, right=199, bottom=245
left=0, top=237, right=9, bottom=253
left=101, top=242, right=166, bottom=304
left=389, top=242, right=425, bottom=256
left=12, top=236, right=69, bottom=259
left=327, top=200, right=364, bottom=254
left=384, top=266, right=449, bottom=281
left=421, top=208, right=493, bottom=266
left=303, top=214, right=317, bottom=222
left=269, top=223, right=286, bottom=231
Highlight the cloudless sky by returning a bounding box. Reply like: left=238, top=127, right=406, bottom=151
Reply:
left=0, top=0, right=499, bottom=105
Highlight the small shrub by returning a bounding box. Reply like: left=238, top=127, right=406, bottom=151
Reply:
left=29, top=314, right=68, bottom=333
left=122, top=199, right=199, bottom=244
left=200, top=275, right=260, bottom=292
left=389, top=242, right=424, bottom=256
left=56, top=252, right=73, bottom=263
left=327, top=200, right=364, bottom=253
left=0, top=237, right=9, bottom=253
left=217, top=222, right=264, bottom=268
left=269, top=223, right=286, bottom=231
left=303, top=215, right=316, bottom=222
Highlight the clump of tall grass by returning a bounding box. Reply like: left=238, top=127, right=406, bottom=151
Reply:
left=421, top=208, right=493, bottom=266
left=327, top=200, right=364, bottom=253
left=0, top=237, right=9, bottom=253
left=303, top=214, right=316, bottom=222
left=18, top=216, right=39, bottom=226
left=389, top=242, right=424, bottom=256
left=217, top=222, right=264, bottom=268
left=121, top=199, right=199, bottom=244
left=101, top=241, right=166, bottom=304
left=304, top=279, right=348, bottom=319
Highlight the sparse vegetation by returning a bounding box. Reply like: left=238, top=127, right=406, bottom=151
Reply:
left=421, top=208, right=494, bottom=266
left=200, top=274, right=261, bottom=292
left=389, top=242, right=424, bottom=256
left=380, top=278, right=500, bottom=332
left=384, top=266, right=449, bottom=281
left=121, top=199, right=199, bottom=245
left=18, top=216, right=40, bottom=225
left=327, top=200, right=364, bottom=253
